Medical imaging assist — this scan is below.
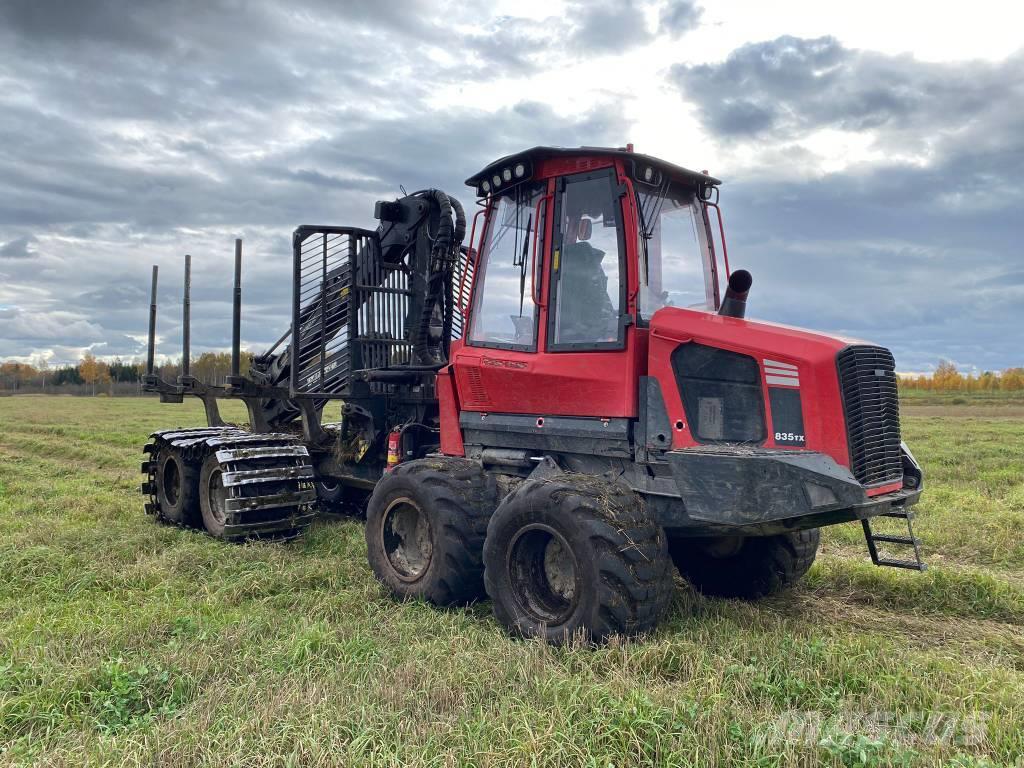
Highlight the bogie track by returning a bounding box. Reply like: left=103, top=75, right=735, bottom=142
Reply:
left=141, top=427, right=317, bottom=541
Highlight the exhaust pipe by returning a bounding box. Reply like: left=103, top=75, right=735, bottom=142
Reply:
left=718, top=269, right=752, bottom=319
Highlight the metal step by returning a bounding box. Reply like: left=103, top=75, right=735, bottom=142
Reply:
left=869, top=534, right=920, bottom=546
left=862, top=514, right=927, bottom=572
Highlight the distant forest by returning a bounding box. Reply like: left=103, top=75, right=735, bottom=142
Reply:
left=0, top=354, right=1021, bottom=396
left=0, top=351, right=254, bottom=396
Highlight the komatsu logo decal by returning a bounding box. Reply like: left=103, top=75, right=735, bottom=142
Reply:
left=763, top=359, right=799, bottom=387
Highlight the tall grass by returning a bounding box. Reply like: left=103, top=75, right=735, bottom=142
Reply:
left=0, top=395, right=1021, bottom=766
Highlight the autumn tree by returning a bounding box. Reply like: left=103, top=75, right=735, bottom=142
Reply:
left=79, top=352, right=110, bottom=396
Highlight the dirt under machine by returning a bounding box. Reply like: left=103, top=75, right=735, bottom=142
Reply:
left=141, top=145, right=926, bottom=642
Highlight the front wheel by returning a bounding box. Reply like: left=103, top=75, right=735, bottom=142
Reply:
left=365, top=458, right=498, bottom=605
left=669, top=528, right=820, bottom=600
left=483, top=475, right=673, bottom=644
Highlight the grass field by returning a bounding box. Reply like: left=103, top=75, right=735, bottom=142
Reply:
left=1, top=394, right=1022, bottom=767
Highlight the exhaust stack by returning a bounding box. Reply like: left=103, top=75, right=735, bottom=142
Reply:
left=718, top=269, right=752, bottom=319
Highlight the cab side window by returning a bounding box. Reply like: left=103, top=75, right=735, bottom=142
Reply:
left=468, top=183, right=546, bottom=349
left=549, top=170, right=625, bottom=349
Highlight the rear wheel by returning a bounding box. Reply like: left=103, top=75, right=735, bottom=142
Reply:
left=199, top=453, right=230, bottom=538
left=365, top=458, right=498, bottom=605
left=669, top=528, right=820, bottom=599
left=483, top=475, right=673, bottom=644
left=155, top=447, right=200, bottom=526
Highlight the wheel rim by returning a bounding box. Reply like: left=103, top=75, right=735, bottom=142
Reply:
left=507, top=524, right=579, bottom=625
left=207, top=466, right=227, bottom=526
left=161, top=455, right=181, bottom=507
left=381, top=497, right=432, bottom=581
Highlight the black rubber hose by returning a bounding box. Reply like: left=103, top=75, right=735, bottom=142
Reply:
left=447, top=193, right=466, bottom=248
left=413, top=190, right=455, bottom=365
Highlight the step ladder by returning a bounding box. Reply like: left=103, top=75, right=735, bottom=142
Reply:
left=862, top=509, right=927, bottom=571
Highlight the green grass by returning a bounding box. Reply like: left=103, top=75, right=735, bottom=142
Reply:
left=0, top=394, right=1022, bottom=766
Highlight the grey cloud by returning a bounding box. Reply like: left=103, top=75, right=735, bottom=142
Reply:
left=671, top=36, right=1021, bottom=145
left=665, top=35, right=1024, bottom=370
left=568, top=0, right=653, bottom=52
left=659, top=0, right=702, bottom=35
left=0, top=235, right=37, bottom=259
left=0, top=0, right=629, bottom=361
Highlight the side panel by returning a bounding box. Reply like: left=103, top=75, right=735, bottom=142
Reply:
left=453, top=337, right=640, bottom=418
left=437, top=365, right=465, bottom=456
left=648, top=307, right=852, bottom=471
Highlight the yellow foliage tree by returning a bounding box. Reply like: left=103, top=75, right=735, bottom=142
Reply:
left=79, top=352, right=110, bottom=396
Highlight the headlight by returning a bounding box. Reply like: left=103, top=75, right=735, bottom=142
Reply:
left=514, top=163, right=526, bottom=178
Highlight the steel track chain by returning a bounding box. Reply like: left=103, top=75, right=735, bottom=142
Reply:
left=140, top=426, right=317, bottom=540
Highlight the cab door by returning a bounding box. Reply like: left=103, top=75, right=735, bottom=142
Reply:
left=453, top=180, right=550, bottom=413
left=454, top=165, right=641, bottom=419
left=532, top=166, right=640, bottom=417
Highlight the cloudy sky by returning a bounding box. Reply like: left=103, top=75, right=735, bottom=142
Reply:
left=0, top=0, right=1020, bottom=372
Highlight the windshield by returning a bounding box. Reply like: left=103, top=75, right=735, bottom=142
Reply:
left=635, top=185, right=715, bottom=320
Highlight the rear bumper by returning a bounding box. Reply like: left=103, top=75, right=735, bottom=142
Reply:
left=656, top=443, right=922, bottom=535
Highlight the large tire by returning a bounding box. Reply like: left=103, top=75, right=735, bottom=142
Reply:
left=199, top=453, right=229, bottom=539
left=155, top=447, right=200, bottom=527
left=483, top=475, right=673, bottom=644
left=365, top=458, right=498, bottom=606
left=670, top=529, right=820, bottom=600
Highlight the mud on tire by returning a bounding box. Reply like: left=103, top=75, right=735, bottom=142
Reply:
left=365, top=457, right=498, bottom=605
left=669, top=528, right=820, bottom=600
left=483, top=474, right=673, bottom=644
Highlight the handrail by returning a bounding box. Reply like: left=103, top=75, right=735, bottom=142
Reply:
left=460, top=205, right=488, bottom=317
left=530, top=194, right=551, bottom=306
left=704, top=201, right=730, bottom=279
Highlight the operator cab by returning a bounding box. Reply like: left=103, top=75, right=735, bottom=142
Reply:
left=464, top=147, right=725, bottom=347
left=451, top=145, right=728, bottom=422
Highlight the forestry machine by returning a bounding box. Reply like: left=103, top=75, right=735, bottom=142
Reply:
left=141, top=145, right=925, bottom=643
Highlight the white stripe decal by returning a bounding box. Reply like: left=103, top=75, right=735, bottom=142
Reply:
left=766, top=375, right=800, bottom=386
left=764, top=366, right=797, bottom=377
left=763, top=359, right=798, bottom=371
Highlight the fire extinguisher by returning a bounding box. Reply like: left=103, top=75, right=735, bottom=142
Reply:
left=386, top=428, right=402, bottom=471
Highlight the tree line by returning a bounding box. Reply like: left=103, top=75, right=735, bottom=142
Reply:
left=0, top=351, right=255, bottom=395
left=899, top=361, right=1024, bottom=391
left=2, top=354, right=1021, bottom=396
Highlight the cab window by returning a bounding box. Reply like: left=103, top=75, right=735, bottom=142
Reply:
left=549, top=170, right=625, bottom=349
left=468, top=182, right=546, bottom=349
left=636, top=185, right=714, bottom=320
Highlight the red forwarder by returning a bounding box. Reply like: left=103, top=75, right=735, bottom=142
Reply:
left=141, top=145, right=926, bottom=643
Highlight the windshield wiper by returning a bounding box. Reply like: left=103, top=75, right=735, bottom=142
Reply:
left=518, top=213, right=532, bottom=314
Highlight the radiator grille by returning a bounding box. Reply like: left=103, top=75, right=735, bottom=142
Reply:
left=837, top=345, right=903, bottom=487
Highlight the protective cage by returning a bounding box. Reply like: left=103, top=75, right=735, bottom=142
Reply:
left=290, top=225, right=416, bottom=398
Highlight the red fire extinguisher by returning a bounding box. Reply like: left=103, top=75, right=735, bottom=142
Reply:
left=386, top=428, right=402, bottom=471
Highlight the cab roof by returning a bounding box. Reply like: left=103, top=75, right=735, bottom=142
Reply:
left=464, top=145, right=722, bottom=189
